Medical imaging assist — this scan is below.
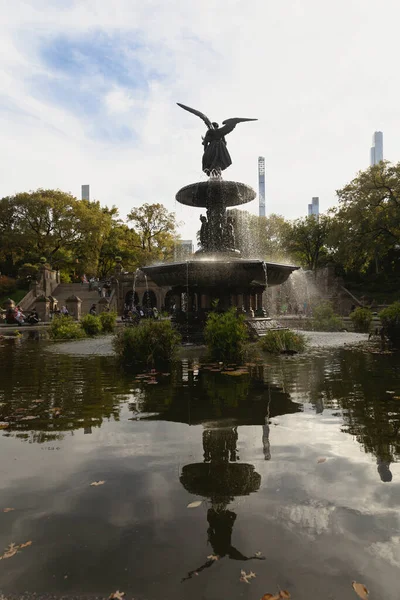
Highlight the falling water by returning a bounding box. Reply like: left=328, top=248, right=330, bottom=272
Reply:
left=132, top=268, right=140, bottom=308
left=262, top=261, right=270, bottom=316
left=143, top=272, right=150, bottom=308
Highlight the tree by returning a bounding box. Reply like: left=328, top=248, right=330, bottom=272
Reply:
left=283, top=215, right=332, bottom=271
left=332, top=161, right=400, bottom=273
left=228, top=210, right=290, bottom=261
left=127, top=203, right=178, bottom=264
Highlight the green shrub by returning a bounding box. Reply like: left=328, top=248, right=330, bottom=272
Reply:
left=60, top=270, right=72, bottom=283
left=350, top=307, right=373, bottom=332
left=113, top=319, right=181, bottom=368
left=99, top=311, right=117, bottom=333
left=49, top=315, right=86, bottom=340
left=80, top=314, right=102, bottom=336
left=260, top=329, right=307, bottom=354
left=204, top=308, right=249, bottom=363
left=380, top=301, right=400, bottom=348
left=312, top=302, right=343, bottom=331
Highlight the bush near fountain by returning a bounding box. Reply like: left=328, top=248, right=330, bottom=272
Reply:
left=204, top=308, right=249, bottom=363
left=350, top=307, right=373, bottom=333
left=380, top=301, right=400, bottom=348
left=80, top=314, right=103, bottom=337
left=49, top=315, right=86, bottom=340
left=312, top=301, right=343, bottom=331
left=113, top=320, right=181, bottom=368
left=99, top=311, right=117, bottom=333
left=260, top=329, right=307, bottom=354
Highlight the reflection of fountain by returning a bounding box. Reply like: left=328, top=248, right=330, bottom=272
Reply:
left=180, top=425, right=263, bottom=581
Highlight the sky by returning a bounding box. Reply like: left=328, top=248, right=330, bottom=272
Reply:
left=1, top=0, right=399, bottom=243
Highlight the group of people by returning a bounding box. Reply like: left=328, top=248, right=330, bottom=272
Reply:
left=122, top=304, right=159, bottom=323
left=51, top=305, right=69, bottom=318
left=0, top=305, right=40, bottom=325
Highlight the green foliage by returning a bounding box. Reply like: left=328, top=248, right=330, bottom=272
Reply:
left=127, top=202, right=178, bottom=265
left=49, top=315, right=86, bottom=340
left=113, top=319, right=181, bottom=368
left=283, top=214, right=332, bottom=271
left=260, top=329, right=307, bottom=354
left=228, top=210, right=291, bottom=261
left=99, top=311, right=117, bottom=333
left=204, top=308, right=249, bottom=363
left=60, top=270, right=72, bottom=283
left=17, top=263, right=39, bottom=282
left=80, top=314, right=102, bottom=337
left=380, top=302, right=400, bottom=348
left=332, top=161, right=400, bottom=274
left=312, top=302, right=343, bottom=331
left=350, top=307, right=373, bottom=332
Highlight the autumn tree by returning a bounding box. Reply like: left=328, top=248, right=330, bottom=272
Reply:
left=127, top=203, right=178, bottom=265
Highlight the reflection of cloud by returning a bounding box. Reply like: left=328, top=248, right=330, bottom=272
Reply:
left=279, top=503, right=335, bottom=537
left=369, top=536, right=400, bottom=568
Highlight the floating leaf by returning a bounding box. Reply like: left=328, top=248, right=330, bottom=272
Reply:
left=90, top=481, right=105, bottom=487
left=207, top=554, right=219, bottom=561
left=20, top=541, right=32, bottom=548
left=109, top=592, right=125, bottom=600
left=0, top=422, right=9, bottom=429
left=240, top=569, right=256, bottom=583
left=261, top=595, right=280, bottom=600
left=279, top=591, right=291, bottom=599
left=386, top=390, right=395, bottom=395
left=0, top=543, right=18, bottom=560
left=317, top=457, right=327, bottom=464
left=21, top=416, right=36, bottom=421
left=352, top=581, right=369, bottom=599
left=255, top=551, right=263, bottom=557
left=187, top=500, right=202, bottom=508
left=3, top=508, right=15, bottom=513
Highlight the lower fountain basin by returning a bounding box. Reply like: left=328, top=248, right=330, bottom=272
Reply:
left=142, top=259, right=299, bottom=290
left=176, top=180, right=256, bottom=208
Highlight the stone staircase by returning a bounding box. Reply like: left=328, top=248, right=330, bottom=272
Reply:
left=50, top=283, right=102, bottom=316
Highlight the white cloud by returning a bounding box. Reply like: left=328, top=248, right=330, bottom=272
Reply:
left=1, top=0, right=400, bottom=242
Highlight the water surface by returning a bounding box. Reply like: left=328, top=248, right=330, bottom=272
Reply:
left=0, top=338, right=399, bottom=599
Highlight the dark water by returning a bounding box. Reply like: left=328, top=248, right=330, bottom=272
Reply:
left=0, top=338, right=400, bottom=600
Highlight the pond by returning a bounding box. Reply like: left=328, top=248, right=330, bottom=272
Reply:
left=0, top=337, right=399, bottom=599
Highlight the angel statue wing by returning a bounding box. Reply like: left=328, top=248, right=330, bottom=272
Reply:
left=219, top=117, right=258, bottom=136
left=177, top=103, right=214, bottom=129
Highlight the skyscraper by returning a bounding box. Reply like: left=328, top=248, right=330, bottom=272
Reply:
left=81, top=185, right=90, bottom=200
left=370, top=131, right=383, bottom=165
left=258, top=156, right=265, bottom=217
left=308, top=197, right=319, bottom=217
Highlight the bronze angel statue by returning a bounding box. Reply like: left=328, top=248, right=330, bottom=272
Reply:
left=177, top=103, right=257, bottom=176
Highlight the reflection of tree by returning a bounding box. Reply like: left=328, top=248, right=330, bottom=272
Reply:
left=266, top=349, right=400, bottom=480
left=0, top=343, right=131, bottom=443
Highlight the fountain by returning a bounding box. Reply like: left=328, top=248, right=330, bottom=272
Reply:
left=142, top=103, right=299, bottom=335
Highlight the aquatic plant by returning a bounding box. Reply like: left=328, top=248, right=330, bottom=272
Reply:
left=312, top=301, right=343, bottom=331
left=204, top=308, right=249, bottom=363
left=380, top=301, right=400, bottom=348
left=113, top=320, right=181, bottom=368
left=350, top=307, right=373, bottom=333
left=260, top=329, right=307, bottom=354
left=49, top=315, right=86, bottom=340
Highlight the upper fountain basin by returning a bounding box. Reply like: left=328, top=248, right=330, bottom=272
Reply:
left=142, top=259, right=299, bottom=290
left=176, top=180, right=256, bottom=208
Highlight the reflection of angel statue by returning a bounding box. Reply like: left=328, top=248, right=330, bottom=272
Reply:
left=177, top=103, right=257, bottom=176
